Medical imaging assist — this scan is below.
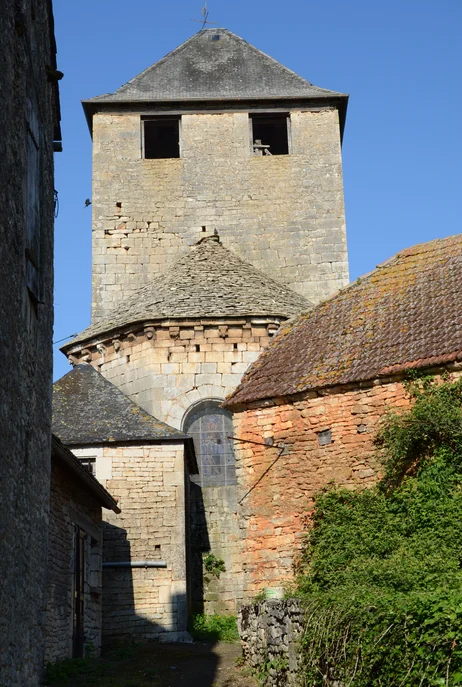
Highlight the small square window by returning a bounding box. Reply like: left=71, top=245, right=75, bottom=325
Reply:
left=250, top=114, right=289, bottom=156
left=143, top=118, right=180, bottom=159
left=79, top=457, right=96, bottom=475
left=317, top=429, right=332, bottom=446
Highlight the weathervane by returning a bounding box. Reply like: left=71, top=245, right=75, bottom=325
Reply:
left=192, top=1, right=216, bottom=29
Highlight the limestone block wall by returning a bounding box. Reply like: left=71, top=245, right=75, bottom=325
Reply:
left=73, top=443, right=190, bottom=641
left=67, top=319, right=280, bottom=615
left=45, top=459, right=103, bottom=662
left=91, top=109, right=348, bottom=320
left=68, top=318, right=278, bottom=430
left=190, top=483, right=243, bottom=615
left=231, top=378, right=414, bottom=599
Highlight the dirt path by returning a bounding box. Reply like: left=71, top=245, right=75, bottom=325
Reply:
left=61, top=641, right=257, bottom=687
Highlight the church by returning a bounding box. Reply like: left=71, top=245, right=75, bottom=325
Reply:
left=54, top=27, right=349, bottom=642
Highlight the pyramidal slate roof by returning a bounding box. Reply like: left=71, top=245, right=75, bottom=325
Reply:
left=53, top=364, right=188, bottom=445
left=85, top=28, right=346, bottom=104
left=226, top=234, right=462, bottom=407
left=65, top=237, right=311, bottom=348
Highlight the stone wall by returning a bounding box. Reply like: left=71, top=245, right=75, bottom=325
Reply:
left=90, top=109, right=348, bottom=320
left=232, top=378, right=413, bottom=598
left=46, top=454, right=103, bottom=662
left=72, top=442, right=191, bottom=641
left=239, top=600, right=304, bottom=687
left=190, top=483, right=243, bottom=615
left=0, top=1, right=59, bottom=684
left=66, top=318, right=278, bottom=613
left=67, top=318, right=279, bottom=429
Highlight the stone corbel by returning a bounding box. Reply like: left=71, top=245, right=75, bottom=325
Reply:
left=81, top=349, right=92, bottom=363
left=96, top=343, right=107, bottom=357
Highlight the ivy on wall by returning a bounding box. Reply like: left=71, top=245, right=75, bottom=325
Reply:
left=296, top=376, right=462, bottom=686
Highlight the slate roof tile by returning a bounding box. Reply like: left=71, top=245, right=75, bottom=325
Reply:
left=65, top=237, right=310, bottom=348
left=85, top=29, right=346, bottom=104
left=53, top=364, right=188, bottom=445
left=225, top=234, right=462, bottom=406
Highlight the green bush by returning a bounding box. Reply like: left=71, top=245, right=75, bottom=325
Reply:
left=203, top=552, right=226, bottom=579
left=376, top=374, right=462, bottom=491
left=295, top=376, right=462, bottom=686
left=301, top=590, right=462, bottom=686
left=190, top=613, right=239, bottom=642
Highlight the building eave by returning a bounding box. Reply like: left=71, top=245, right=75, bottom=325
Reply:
left=51, top=435, right=120, bottom=513
left=82, top=94, right=348, bottom=139
left=224, top=356, right=462, bottom=411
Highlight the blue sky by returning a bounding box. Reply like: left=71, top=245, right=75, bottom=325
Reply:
left=52, top=0, right=462, bottom=380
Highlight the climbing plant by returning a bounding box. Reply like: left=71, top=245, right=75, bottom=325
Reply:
left=295, top=375, right=462, bottom=686
left=203, top=552, right=226, bottom=579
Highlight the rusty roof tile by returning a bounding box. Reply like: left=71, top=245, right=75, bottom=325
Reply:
left=225, top=234, right=462, bottom=406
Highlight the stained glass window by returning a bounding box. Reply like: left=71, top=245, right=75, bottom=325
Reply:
left=183, top=400, right=236, bottom=487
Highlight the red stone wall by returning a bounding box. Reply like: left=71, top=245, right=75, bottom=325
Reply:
left=232, top=379, right=411, bottom=599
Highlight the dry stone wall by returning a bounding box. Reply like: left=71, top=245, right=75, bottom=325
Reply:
left=91, top=109, right=348, bottom=320
left=239, top=600, right=304, bottom=687
left=45, top=458, right=103, bottom=662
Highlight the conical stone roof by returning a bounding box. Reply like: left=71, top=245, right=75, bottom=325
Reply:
left=66, top=237, right=311, bottom=347
left=84, top=28, right=346, bottom=104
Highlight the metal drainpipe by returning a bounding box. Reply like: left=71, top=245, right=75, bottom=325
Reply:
left=102, top=561, right=167, bottom=568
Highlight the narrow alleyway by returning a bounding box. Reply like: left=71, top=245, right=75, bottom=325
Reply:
left=60, top=641, right=256, bottom=687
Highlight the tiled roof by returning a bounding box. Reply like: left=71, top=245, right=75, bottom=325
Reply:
left=84, top=29, right=346, bottom=104
left=53, top=364, right=188, bottom=445
left=225, top=235, right=462, bottom=406
left=65, top=237, right=310, bottom=348
left=51, top=435, right=120, bottom=513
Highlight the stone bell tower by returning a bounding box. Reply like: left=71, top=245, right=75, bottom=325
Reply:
left=83, top=28, right=349, bottom=322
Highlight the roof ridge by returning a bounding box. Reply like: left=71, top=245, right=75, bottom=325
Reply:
left=208, top=28, right=315, bottom=89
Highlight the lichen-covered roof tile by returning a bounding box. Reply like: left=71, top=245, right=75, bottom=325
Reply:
left=225, top=234, right=462, bottom=406
left=84, top=29, right=346, bottom=104
left=53, top=365, right=187, bottom=445
left=65, top=237, right=311, bottom=348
